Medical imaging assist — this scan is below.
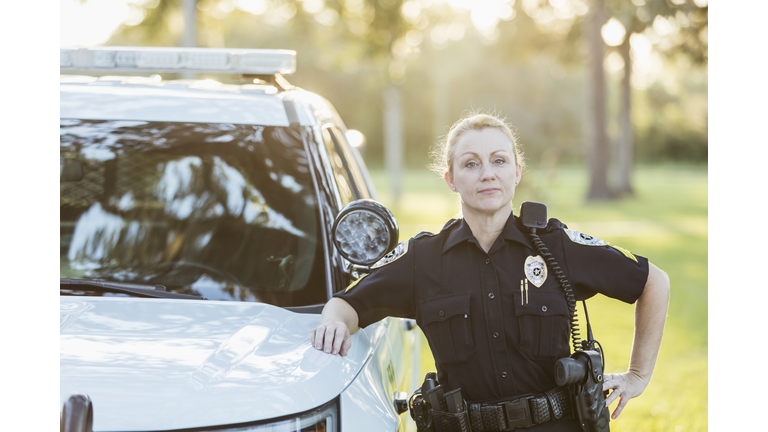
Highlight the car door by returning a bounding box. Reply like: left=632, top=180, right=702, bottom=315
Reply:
left=319, top=123, right=425, bottom=431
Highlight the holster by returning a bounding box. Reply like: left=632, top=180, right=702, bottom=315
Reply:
left=431, top=403, right=471, bottom=432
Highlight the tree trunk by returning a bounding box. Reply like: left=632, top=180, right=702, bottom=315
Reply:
left=584, top=0, right=612, bottom=201
left=617, top=35, right=634, bottom=196
left=383, top=83, right=404, bottom=204
left=433, top=49, right=451, bottom=144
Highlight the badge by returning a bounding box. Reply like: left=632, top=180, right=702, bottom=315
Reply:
left=524, top=255, right=547, bottom=287
left=564, top=229, right=609, bottom=246
left=371, top=240, right=409, bottom=269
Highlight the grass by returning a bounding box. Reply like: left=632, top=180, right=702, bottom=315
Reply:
left=369, top=164, right=708, bottom=432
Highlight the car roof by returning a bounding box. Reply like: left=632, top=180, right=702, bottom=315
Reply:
left=60, top=74, right=346, bottom=130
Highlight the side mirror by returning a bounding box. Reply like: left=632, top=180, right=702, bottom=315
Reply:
left=331, top=199, right=399, bottom=271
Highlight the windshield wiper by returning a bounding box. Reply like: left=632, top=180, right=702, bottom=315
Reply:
left=60, top=278, right=207, bottom=300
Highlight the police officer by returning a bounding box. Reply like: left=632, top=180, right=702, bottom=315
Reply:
left=310, top=113, right=670, bottom=431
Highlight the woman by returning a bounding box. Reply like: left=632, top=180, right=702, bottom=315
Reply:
left=310, top=113, right=670, bottom=431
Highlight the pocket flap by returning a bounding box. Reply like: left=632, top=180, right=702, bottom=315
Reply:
left=420, top=293, right=471, bottom=326
left=514, top=291, right=569, bottom=317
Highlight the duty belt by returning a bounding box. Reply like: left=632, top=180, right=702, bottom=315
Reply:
left=468, top=387, right=571, bottom=431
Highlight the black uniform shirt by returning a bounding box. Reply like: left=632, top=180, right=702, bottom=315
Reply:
left=335, top=212, right=648, bottom=430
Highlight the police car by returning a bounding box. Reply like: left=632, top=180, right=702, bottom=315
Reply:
left=60, top=47, right=425, bottom=432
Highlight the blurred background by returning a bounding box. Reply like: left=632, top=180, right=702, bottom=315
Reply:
left=61, top=1, right=707, bottom=430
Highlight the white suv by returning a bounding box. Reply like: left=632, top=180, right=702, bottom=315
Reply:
left=59, top=47, right=426, bottom=432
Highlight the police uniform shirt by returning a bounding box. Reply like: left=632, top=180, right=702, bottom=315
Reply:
left=335, top=212, right=649, bottom=431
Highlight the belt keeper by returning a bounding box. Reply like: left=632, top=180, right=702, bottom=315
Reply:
left=544, top=388, right=564, bottom=420
left=503, top=397, right=533, bottom=429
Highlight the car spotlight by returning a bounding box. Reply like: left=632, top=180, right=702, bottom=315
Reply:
left=332, top=200, right=399, bottom=267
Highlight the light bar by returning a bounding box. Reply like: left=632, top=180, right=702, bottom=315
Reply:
left=60, top=47, right=296, bottom=75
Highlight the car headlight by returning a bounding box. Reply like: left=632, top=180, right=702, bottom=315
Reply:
left=209, top=398, right=338, bottom=431
left=331, top=199, right=399, bottom=267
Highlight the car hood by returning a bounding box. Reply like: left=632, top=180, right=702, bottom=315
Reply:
left=60, top=297, right=376, bottom=431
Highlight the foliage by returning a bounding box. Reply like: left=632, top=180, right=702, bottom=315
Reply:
left=103, top=0, right=707, bottom=167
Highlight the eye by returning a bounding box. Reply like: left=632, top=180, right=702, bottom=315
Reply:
left=466, top=161, right=477, bottom=168
left=494, top=158, right=506, bottom=165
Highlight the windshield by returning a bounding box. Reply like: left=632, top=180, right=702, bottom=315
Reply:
left=60, top=119, right=326, bottom=307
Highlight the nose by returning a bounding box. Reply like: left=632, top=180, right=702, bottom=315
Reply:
left=480, top=162, right=496, bottom=181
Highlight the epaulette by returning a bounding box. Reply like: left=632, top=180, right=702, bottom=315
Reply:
left=545, top=218, right=566, bottom=232
left=441, top=218, right=460, bottom=231
left=412, top=218, right=459, bottom=240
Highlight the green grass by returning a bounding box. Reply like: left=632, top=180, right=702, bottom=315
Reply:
left=370, top=164, right=708, bottom=432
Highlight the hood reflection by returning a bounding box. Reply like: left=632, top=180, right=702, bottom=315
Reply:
left=60, top=298, right=371, bottom=431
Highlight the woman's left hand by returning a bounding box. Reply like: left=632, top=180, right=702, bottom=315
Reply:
left=602, top=371, right=650, bottom=419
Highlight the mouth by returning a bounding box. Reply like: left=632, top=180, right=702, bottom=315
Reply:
left=478, top=188, right=500, bottom=195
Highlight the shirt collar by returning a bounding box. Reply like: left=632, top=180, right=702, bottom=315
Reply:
left=441, top=211, right=534, bottom=254
left=441, top=218, right=475, bottom=253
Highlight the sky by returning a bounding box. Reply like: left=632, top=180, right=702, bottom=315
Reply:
left=60, top=0, right=135, bottom=47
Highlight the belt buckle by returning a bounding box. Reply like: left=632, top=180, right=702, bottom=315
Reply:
left=503, top=397, right=532, bottom=429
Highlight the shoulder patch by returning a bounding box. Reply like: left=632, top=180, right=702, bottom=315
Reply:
left=563, top=228, right=609, bottom=246
left=371, top=240, right=409, bottom=269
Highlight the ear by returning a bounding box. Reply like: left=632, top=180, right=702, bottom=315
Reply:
left=515, top=163, right=522, bottom=185
left=444, top=171, right=455, bottom=192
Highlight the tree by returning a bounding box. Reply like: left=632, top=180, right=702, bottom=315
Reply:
left=584, top=0, right=612, bottom=200
left=499, top=0, right=707, bottom=200
left=606, top=0, right=708, bottom=196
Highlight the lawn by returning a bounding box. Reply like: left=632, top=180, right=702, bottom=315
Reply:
left=369, top=164, right=708, bottom=432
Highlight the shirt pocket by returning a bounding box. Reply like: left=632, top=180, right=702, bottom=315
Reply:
left=513, top=291, right=570, bottom=360
left=419, top=293, right=476, bottom=365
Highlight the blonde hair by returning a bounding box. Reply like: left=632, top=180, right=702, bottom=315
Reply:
left=429, top=112, right=525, bottom=176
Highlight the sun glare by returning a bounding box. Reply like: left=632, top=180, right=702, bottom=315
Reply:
left=60, top=0, right=131, bottom=47
left=601, top=18, right=626, bottom=47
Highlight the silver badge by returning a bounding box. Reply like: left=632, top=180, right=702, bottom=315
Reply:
left=564, top=229, right=609, bottom=246
left=524, top=255, right=547, bottom=287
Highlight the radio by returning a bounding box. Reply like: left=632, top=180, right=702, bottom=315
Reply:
left=520, top=201, right=610, bottom=432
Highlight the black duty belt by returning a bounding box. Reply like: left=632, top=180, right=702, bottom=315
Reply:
left=468, top=387, right=571, bottom=431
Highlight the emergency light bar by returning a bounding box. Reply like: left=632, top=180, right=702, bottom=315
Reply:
left=60, top=47, right=296, bottom=75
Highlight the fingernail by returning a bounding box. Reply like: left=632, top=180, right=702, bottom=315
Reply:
left=324, top=348, right=330, bottom=353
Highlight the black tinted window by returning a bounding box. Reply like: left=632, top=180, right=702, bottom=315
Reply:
left=60, top=120, right=326, bottom=307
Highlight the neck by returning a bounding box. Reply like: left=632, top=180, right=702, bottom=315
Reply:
left=462, top=205, right=513, bottom=253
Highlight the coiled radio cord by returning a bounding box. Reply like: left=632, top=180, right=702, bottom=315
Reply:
left=528, top=227, right=582, bottom=352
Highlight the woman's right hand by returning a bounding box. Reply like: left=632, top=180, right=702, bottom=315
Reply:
left=309, top=320, right=351, bottom=356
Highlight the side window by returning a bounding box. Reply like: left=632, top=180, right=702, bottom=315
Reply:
left=321, top=126, right=369, bottom=205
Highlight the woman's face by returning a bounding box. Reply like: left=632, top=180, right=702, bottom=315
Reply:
left=444, top=128, right=522, bottom=217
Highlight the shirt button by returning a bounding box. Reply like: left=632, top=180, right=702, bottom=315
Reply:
left=488, top=293, right=495, bottom=299
left=501, top=372, right=508, bottom=378
left=493, top=332, right=499, bottom=338
left=485, top=259, right=490, bottom=264
left=439, top=310, right=445, bottom=317
left=541, top=305, right=548, bottom=312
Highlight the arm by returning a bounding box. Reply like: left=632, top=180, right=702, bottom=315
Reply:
left=309, top=298, right=360, bottom=356
left=602, top=262, right=670, bottom=419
